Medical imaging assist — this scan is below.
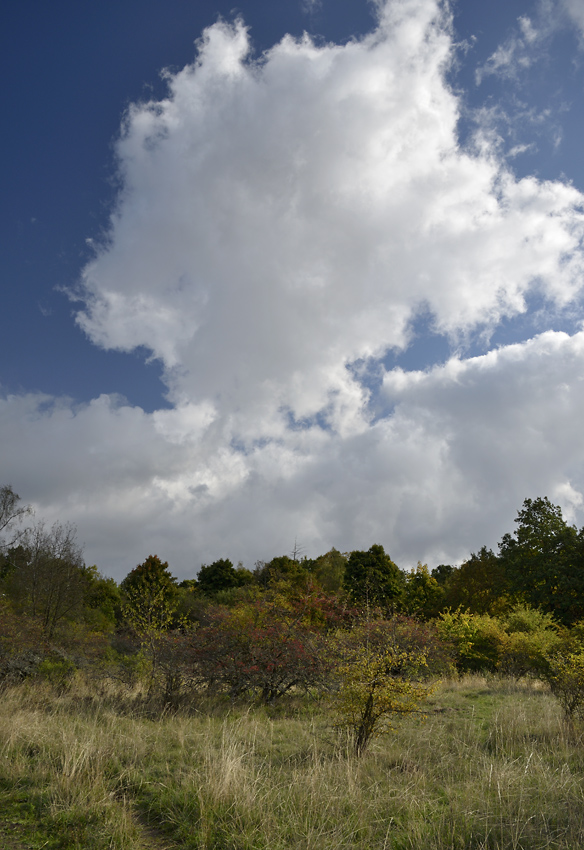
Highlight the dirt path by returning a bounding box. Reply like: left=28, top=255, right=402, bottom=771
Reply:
left=131, top=807, right=180, bottom=850
left=0, top=810, right=178, bottom=850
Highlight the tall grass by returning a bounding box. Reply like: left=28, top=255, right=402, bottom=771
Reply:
left=1, top=675, right=584, bottom=849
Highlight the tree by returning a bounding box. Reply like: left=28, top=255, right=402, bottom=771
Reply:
left=4, top=521, right=87, bottom=639
left=120, top=555, right=180, bottom=689
left=499, top=497, right=583, bottom=624
left=431, top=564, right=455, bottom=586
left=331, top=621, right=433, bottom=756
left=546, top=650, right=584, bottom=723
left=444, top=547, right=510, bottom=615
left=188, top=598, right=330, bottom=703
left=120, top=555, right=178, bottom=636
left=343, top=545, right=405, bottom=612
left=82, top=566, right=121, bottom=632
left=197, top=558, right=253, bottom=597
left=404, top=562, right=443, bottom=619
left=436, top=609, right=506, bottom=674
left=312, top=548, right=347, bottom=593
left=254, top=555, right=311, bottom=590
left=498, top=605, right=560, bottom=679
left=0, top=484, right=32, bottom=549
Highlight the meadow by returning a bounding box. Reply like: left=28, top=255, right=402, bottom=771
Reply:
left=2, top=674, right=584, bottom=850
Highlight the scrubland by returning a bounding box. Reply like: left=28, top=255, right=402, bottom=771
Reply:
left=2, top=674, right=584, bottom=850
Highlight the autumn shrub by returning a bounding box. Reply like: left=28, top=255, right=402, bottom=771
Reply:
left=498, top=605, right=560, bottom=679
left=187, top=598, right=331, bottom=703
left=546, top=650, right=584, bottom=722
left=331, top=620, right=435, bottom=755
left=437, top=609, right=506, bottom=673
left=379, top=613, right=453, bottom=677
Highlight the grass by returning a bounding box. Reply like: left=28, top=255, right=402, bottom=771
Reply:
left=1, top=675, right=584, bottom=849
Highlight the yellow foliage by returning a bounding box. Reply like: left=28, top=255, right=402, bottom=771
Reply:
left=331, top=625, right=434, bottom=755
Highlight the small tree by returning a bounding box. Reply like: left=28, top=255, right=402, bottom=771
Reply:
left=331, top=622, right=434, bottom=756
left=121, top=555, right=178, bottom=633
left=312, top=548, right=347, bottom=593
left=436, top=609, right=506, bottom=674
left=498, top=605, right=560, bottom=679
left=120, top=555, right=179, bottom=688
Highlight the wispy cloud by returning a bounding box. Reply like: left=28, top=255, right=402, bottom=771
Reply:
left=301, top=0, right=323, bottom=15
left=477, top=0, right=583, bottom=84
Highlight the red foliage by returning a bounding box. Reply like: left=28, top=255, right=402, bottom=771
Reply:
left=184, top=599, right=333, bottom=703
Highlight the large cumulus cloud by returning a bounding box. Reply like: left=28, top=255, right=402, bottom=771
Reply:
left=3, top=0, right=584, bottom=578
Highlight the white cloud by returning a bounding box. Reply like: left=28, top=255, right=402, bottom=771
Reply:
left=562, top=0, right=584, bottom=40
left=78, top=3, right=584, bottom=434
left=3, top=0, right=584, bottom=579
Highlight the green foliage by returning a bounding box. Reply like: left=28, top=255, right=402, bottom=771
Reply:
left=311, top=548, right=347, bottom=593
left=82, top=565, right=121, bottom=631
left=546, top=650, right=584, bottom=721
left=332, top=621, right=434, bottom=755
left=120, top=554, right=178, bottom=637
left=37, top=656, right=76, bottom=691
left=254, top=554, right=312, bottom=590
left=499, top=497, right=584, bottom=624
left=3, top=521, right=88, bottom=639
left=120, top=555, right=181, bottom=691
left=444, top=546, right=511, bottom=615
left=404, top=562, right=444, bottom=619
left=431, top=563, right=455, bottom=585
left=197, top=558, right=245, bottom=597
left=437, top=604, right=562, bottom=678
left=498, top=604, right=560, bottom=679
left=343, top=544, right=405, bottom=612
left=437, top=609, right=506, bottom=673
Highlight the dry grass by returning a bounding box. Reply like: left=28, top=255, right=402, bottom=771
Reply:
left=1, top=674, right=584, bottom=848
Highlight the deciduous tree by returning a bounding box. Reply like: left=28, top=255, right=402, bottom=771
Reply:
left=499, top=498, right=583, bottom=624
left=343, top=545, right=405, bottom=612
left=120, top=555, right=180, bottom=687
left=4, top=521, right=87, bottom=639
left=0, top=484, right=31, bottom=549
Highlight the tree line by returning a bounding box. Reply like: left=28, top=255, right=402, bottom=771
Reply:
left=3, top=485, right=584, bottom=753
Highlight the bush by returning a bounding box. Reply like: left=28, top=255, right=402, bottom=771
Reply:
left=331, top=621, right=434, bottom=756
left=498, top=605, right=560, bottom=679
left=546, top=650, right=584, bottom=722
left=437, top=609, right=506, bottom=674
left=37, top=656, right=76, bottom=691
left=187, top=599, right=331, bottom=703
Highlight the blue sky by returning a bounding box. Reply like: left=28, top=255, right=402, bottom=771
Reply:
left=2, top=0, right=584, bottom=579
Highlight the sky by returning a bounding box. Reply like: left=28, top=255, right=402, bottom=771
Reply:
left=2, top=0, right=584, bottom=581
